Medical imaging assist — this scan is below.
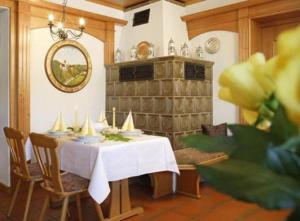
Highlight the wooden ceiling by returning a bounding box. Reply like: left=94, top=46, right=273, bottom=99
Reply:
left=87, top=0, right=204, bottom=10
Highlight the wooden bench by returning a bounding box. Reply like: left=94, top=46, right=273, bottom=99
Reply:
left=175, top=148, right=228, bottom=198
left=149, top=148, right=227, bottom=199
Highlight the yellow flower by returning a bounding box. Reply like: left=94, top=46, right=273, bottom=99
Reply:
left=254, top=56, right=277, bottom=95
left=273, top=25, right=300, bottom=125
left=277, top=25, right=300, bottom=62
left=276, top=55, right=300, bottom=125
left=219, top=53, right=272, bottom=111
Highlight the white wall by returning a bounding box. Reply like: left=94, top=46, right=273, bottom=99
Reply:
left=162, top=1, right=189, bottom=55
left=184, top=0, right=247, bottom=15
left=0, top=8, right=10, bottom=187
left=119, top=1, right=164, bottom=60
left=30, top=28, right=105, bottom=132
left=190, top=31, right=239, bottom=124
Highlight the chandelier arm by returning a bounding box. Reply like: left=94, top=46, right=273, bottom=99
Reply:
left=49, top=24, right=59, bottom=36
left=48, top=0, right=85, bottom=41
left=65, top=29, right=84, bottom=39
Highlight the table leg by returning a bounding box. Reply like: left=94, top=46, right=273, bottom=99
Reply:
left=102, top=179, right=143, bottom=221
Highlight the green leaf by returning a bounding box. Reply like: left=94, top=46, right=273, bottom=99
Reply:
left=229, top=125, right=273, bottom=164
left=266, top=137, right=300, bottom=180
left=181, top=134, right=237, bottom=155
left=270, top=105, right=298, bottom=144
left=287, top=208, right=300, bottom=221
left=197, top=159, right=300, bottom=210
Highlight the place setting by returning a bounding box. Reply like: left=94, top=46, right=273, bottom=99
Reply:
left=73, top=115, right=105, bottom=144
left=47, top=112, right=73, bottom=138
left=46, top=109, right=144, bottom=144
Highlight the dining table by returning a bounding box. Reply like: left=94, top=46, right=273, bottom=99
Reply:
left=25, top=133, right=179, bottom=221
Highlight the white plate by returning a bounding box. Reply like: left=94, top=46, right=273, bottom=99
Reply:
left=94, top=124, right=111, bottom=132
left=73, top=137, right=102, bottom=143
left=76, top=135, right=104, bottom=142
left=119, top=129, right=143, bottom=137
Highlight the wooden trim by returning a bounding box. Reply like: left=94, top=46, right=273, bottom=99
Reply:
left=165, top=0, right=184, bottom=7
left=17, top=1, right=31, bottom=137
left=124, top=0, right=160, bottom=12
left=181, top=0, right=273, bottom=22
left=87, top=0, right=124, bottom=11
left=24, top=0, right=127, bottom=26
left=183, top=0, right=205, bottom=6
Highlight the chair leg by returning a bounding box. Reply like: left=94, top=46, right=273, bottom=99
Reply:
left=23, top=180, right=35, bottom=221
left=76, top=194, right=83, bottom=221
left=39, top=194, right=50, bottom=221
left=7, top=178, right=21, bottom=217
left=60, top=196, right=69, bottom=221
left=94, top=201, right=105, bottom=221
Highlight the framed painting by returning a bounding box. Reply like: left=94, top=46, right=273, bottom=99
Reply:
left=45, top=40, right=92, bottom=93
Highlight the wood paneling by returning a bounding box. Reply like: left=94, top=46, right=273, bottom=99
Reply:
left=261, top=19, right=300, bottom=59
left=0, top=0, right=127, bottom=137
left=88, top=0, right=205, bottom=10
left=187, top=10, right=238, bottom=39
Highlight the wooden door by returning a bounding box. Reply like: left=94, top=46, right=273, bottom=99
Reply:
left=260, top=13, right=300, bottom=59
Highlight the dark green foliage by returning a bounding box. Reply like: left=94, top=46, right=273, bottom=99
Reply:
left=182, top=104, right=300, bottom=220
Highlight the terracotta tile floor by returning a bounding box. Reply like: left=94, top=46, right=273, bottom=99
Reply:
left=0, top=181, right=290, bottom=221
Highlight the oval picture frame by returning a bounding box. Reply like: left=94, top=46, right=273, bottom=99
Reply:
left=45, top=40, right=92, bottom=93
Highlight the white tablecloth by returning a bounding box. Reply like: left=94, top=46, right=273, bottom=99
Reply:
left=25, top=135, right=179, bottom=203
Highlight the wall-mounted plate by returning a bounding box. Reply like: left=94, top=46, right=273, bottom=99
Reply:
left=136, top=41, right=151, bottom=60
left=205, top=37, right=220, bottom=54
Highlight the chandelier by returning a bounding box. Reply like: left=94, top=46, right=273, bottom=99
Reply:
left=48, top=0, right=85, bottom=40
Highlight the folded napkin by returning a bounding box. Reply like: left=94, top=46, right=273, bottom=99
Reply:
left=51, top=113, right=67, bottom=132
left=80, top=115, right=97, bottom=136
left=98, top=111, right=109, bottom=127
left=121, top=111, right=135, bottom=131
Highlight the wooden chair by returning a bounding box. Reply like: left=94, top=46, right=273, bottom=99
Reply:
left=29, top=132, right=104, bottom=221
left=3, top=127, right=43, bottom=221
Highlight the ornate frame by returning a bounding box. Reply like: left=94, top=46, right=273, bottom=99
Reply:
left=45, top=40, right=92, bottom=93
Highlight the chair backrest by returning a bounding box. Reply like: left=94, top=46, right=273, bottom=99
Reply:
left=3, top=127, right=30, bottom=178
left=29, top=133, right=64, bottom=193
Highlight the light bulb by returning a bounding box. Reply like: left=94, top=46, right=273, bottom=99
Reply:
left=48, top=14, right=54, bottom=22
left=79, top=18, right=85, bottom=27
left=57, top=22, right=63, bottom=30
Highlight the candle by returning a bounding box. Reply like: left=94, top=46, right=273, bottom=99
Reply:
left=112, top=107, right=116, bottom=129
left=74, top=106, right=79, bottom=132
left=48, top=14, right=54, bottom=23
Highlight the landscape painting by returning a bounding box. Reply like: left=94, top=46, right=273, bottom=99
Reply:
left=51, top=45, right=88, bottom=87
left=45, top=40, right=92, bottom=93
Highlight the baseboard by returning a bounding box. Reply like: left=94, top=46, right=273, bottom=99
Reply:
left=0, top=182, right=11, bottom=194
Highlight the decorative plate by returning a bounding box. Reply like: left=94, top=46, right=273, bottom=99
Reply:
left=205, top=37, right=220, bottom=54
left=136, top=41, right=151, bottom=60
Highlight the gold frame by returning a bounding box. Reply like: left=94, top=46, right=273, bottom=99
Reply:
left=45, top=40, right=92, bottom=93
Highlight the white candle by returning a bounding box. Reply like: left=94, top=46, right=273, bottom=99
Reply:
left=74, top=106, right=79, bottom=131
left=112, top=107, right=116, bottom=129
